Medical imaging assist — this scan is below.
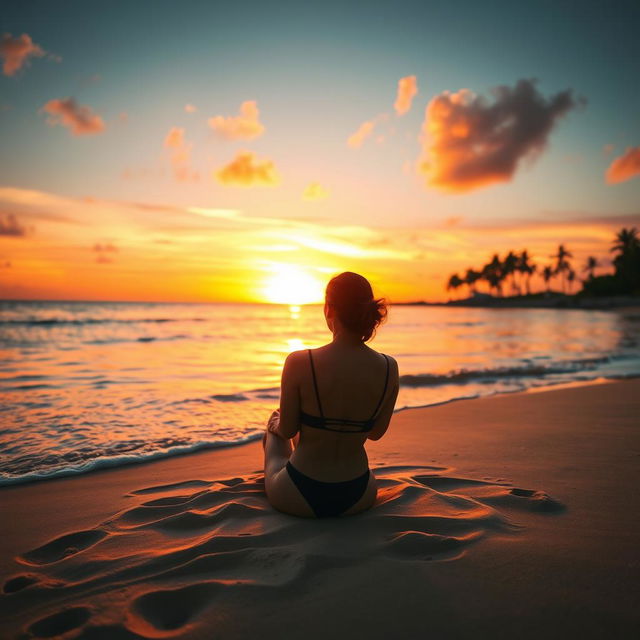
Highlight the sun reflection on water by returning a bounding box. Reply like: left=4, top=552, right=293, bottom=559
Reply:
left=287, top=338, right=305, bottom=352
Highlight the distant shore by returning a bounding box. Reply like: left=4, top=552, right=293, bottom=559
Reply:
left=397, top=293, right=640, bottom=310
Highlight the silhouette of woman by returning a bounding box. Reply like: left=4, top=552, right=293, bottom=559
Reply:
left=263, top=272, right=399, bottom=517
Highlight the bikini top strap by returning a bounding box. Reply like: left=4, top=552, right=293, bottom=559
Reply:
left=368, top=354, right=390, bottom=421
left=307, top=349, right=324, bottom=417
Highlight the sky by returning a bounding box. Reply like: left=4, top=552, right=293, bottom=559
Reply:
left=1, top=0, right=639, bottom=303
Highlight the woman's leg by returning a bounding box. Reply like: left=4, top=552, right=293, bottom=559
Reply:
left=263, top=430, right=314, bottom=517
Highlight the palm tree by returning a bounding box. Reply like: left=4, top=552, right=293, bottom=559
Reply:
left=611, top=227, right=640, bottom=289
left=446, top=273, right=463, bottom=300
left=464, top=268, right=482, bottom=296
left=582, top=256, right=599, bottom=281
left=552, top=244, right=573, bottom=294
left=542, top=265, right=553, bottom=293
left=567, top=269, right=576, bottom=294
left=482, top=254, right=504, bottom=297
left=518, top=250, right=536, bottom=295
left=503, top=251, right=520, bottom=295
left=611, top=227, right=639, bottom=258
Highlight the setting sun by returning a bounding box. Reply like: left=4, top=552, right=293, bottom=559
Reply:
left=261, top=264, right=325, bottom=305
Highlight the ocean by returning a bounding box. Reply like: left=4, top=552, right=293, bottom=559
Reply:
left=1, top=300, right=639, bottom=485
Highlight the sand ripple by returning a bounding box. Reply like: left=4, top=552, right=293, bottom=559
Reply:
left=0, top=465, right=563, bottom=638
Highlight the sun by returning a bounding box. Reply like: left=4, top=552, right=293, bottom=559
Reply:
left=261, top=264, right=325, bottom=305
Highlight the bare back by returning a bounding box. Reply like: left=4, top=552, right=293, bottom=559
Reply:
left=285, top=343, right=399, bottom=481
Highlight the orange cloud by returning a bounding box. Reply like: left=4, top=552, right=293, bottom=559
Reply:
left=215, top=151, right=279, bottom=187
left=394, top=75, right=418, bottom=115
left=41, top=98, right=106, bottom=136
left=347, top=120, right=375, bottom=148
left=444, top=216, right=463, bottom=228
left=418, top=79, right=579, bottom=193
left=303, top=182, right=329, bottom=201
left=163, top=127, right=199, bottom=182
left=605, top=146, right=640, bottom=184
left=184, top=104, right=197, bottom=113
left=0, top=33, right=45, bottom=76
left=93, top=242, right=117, bottom=264
left=208, top=101, right=265, bottom=140
left=0, top=213, right=28, bottom=236
left=164, top=127, right=185, bottom=149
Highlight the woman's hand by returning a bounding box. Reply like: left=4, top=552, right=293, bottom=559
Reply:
left=267, top=409, right=281, bottom=435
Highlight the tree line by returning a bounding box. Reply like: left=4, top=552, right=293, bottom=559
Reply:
left=446, top=227, right=640, bottom=299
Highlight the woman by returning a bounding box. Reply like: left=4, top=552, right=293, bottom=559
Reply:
left=263, top=271, right=399, bottom=517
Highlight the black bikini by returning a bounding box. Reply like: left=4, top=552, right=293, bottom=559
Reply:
left=286, top=349, right=390, bottom=517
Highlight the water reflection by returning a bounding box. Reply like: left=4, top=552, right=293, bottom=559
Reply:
left=1, top=301, right=639, bottom=483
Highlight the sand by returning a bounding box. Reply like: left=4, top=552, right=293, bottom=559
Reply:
left=1, top=380, right=639, bottom=639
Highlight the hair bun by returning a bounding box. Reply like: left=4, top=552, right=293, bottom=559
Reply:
left=326, top=272, right=388, bottom=342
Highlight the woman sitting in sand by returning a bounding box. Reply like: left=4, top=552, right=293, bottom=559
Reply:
left=263, top=271, right=399, bottom=517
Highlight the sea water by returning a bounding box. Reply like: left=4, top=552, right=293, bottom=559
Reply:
left=1, top=301, right=639, bottom=484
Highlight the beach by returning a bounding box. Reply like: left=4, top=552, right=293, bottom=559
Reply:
left=1, top=379, right=638, bottom=639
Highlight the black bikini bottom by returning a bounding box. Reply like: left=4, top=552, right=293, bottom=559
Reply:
left=286, top=461, right=370, bottom=518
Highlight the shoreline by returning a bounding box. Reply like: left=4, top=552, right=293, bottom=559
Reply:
left=1, top=379, right=639, bottom=638
left=3, top=375, right=637, bottom=489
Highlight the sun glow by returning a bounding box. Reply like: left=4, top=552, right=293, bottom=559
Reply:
left=261, top=264, right=325, bottom=305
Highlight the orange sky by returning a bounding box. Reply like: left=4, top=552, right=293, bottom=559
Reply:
left=0, top=186, right=634, bottom=303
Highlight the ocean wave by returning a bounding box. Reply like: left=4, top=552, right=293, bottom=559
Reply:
left=399, top=357, right=611, bottom=387
left=86, top=334, right=190, bottom=345
left=170, top=388, right=279, bottom=406
left=3, top=375, right=638, bottom=487
left=0, top=433, right=263, bottom=487
left=0, top=317, right=207, bottom=327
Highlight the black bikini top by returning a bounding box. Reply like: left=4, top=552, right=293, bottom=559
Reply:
left=299, top=349, right=390, bottom=433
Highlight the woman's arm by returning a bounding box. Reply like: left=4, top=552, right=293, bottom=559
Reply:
left=270, top=351, right=301, bottom=439
left=367, top=356, right=399, bottom=441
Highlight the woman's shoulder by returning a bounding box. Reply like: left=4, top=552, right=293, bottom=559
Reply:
left=367, top=346, right=396, bottom=363
left=373, top=350, right=399, bottom=378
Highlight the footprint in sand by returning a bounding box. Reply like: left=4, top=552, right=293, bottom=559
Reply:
left=2, top=573, right=39, bottom=594
left=126, top=582, right=220, bottom=635
left=4, top=466, right=563, bottom=639
left=28, top=606, right=92, bottom=638
left=128, top=480, right=212, bottom=496
left=19, top=529, right=108, bottom=565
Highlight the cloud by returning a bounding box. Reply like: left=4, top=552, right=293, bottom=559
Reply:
left=163, top=127, right=199, bottom=182
left=185, top=104, right=197, bottom=113
left=93, top=242, right=117, bottom=252
left=347, top=120, right=375, bottom=149
left=394, top=75, right=418, bottom=115
left=605, top=146, right=640, bottom=184
left=215, top=151, right=279, bottom=187
left=0, top=213, right=28, bottom=236
left=444, top=216, right=463, bottom=228
left=164, top=127, right=185, bottom=149
left=347, top=113, right=389, bottom=148
left=1, top=260, right=10, bottom=268
left=418, top=79, right=580, bottom=193
left=0, top=33, right=45, bottom=76
left=41, top=98, right=106, bottom=136
left=93, top=242, right=117, bottom=264
left=208, top=101, right=265, bottom=140
left=303, top=182, right=330, bottom=201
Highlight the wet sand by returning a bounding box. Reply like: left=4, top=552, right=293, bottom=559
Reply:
left=1, top=379, right=639, bottom=639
